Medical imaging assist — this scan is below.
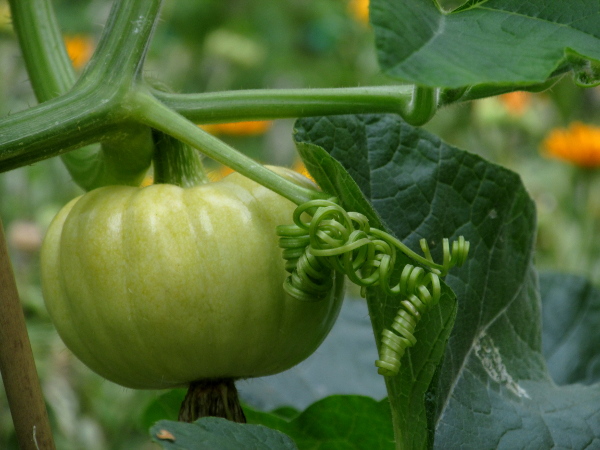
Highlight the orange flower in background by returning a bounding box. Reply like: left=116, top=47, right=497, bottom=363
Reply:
left=348, top=0, right=369, bottom=25
left=200, top=121, right=272, bottom=136
left=542, top=122, right=600, bottom=168
left=499, top=91, right=531, bottom=116
left=64, top=35, right=95, bottom=70
left=209, top=161, right=314, bottom=183
left=208, top=165, right=235, bottom=181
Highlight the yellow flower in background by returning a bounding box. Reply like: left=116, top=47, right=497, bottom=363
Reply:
left=348, top=0, right=369, bottom=25
left=498, top=91, right=531, bottom=116
left=200, top=121, right=272, bottom=136
left=0, top=2, right=11, bottom=32
left=542, top=122, right=600, bottom=168
left=292, top=160, right=315, bottom=182
left=64, top=35, right=95, bottom=70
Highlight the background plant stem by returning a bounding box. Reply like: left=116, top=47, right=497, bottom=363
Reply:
left=0, top=219, right=55, bottom=450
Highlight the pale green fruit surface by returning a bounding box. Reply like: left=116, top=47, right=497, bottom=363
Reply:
left=41, top=169, right=344, bottom=389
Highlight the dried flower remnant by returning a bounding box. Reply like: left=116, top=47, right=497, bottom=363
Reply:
left=155, top=429, right=176, bottom=442
left=542, top=122, right=600, bottom=168
left=64, top=35, right=95, bottom=69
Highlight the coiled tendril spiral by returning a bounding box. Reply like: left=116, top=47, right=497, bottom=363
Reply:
left=277, top=198, right=470, bottom=377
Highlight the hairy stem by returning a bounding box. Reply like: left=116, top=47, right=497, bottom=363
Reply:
left=79, top=0, right=162, bottom=85
left=6, top=0, right=162, bottom=189
left=133, top=90, right=327, bottom=205
left=0, top=87, right=116, bottom=172
left=152, top=130, right=209, bottom=187
left=8, top=0, right=75, bottom=97
left=153, top=85, right=417, bottom=124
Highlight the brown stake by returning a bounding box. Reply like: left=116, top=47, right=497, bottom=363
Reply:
left=0, top=218, right=55, bottom=450
left=179, top=378, right=247, bottom=424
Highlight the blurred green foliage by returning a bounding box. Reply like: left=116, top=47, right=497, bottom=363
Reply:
left=1, top=0, right=600, bottom=448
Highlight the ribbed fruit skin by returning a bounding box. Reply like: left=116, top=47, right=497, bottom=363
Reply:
left=41, top=170, right=344, bottom=389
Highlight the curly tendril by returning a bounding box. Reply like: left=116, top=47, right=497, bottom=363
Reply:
left=276, top=198, right=470, bottom=377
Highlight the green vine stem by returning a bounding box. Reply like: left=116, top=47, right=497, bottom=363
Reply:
left=1, top=0, right=568, bottom=184
left=153, top=85, right=416, bottom=124
left=402, top=86, right=438, bottom=126
left=7, top=0, right=160, bottom=189
left=79, top=2, right=161, bottom=84
left=153, top=82, right=563, bottom=126
left=0, top=219, right=55, bottom=450
left=0, top=75, right=555, bottom=179
left=0, top=84, right=411, bottom=175
left=132, top=91, right=327, bottom=205
left=7, top=0, right=75, bottom=96
left=152, top=130, right=209, bottom=188
left=2, top=0, right=558, bottom=184
left=0, top=90, right=120, bottom=172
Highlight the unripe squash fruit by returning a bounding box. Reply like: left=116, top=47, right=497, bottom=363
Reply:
left=41, top=168, right=344, bottom=389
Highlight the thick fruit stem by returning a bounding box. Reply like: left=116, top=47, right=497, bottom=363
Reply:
left=179, top=379, right=247, bottom=424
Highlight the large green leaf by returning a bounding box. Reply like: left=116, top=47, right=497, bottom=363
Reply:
left=150, top=417, right=297, bottom=450
left=140, top=389, right=187, bottom=430
left=245, top=395, right=395, bottom=449
left=371, top=0, right=600, bottom=88
left=146, top=395, right=394, bottom=449
left=540, top=271, right=600, bottom=386
left=294, top=114, right=600, bottom=449
left=294, top=131, right=457, bottom=449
